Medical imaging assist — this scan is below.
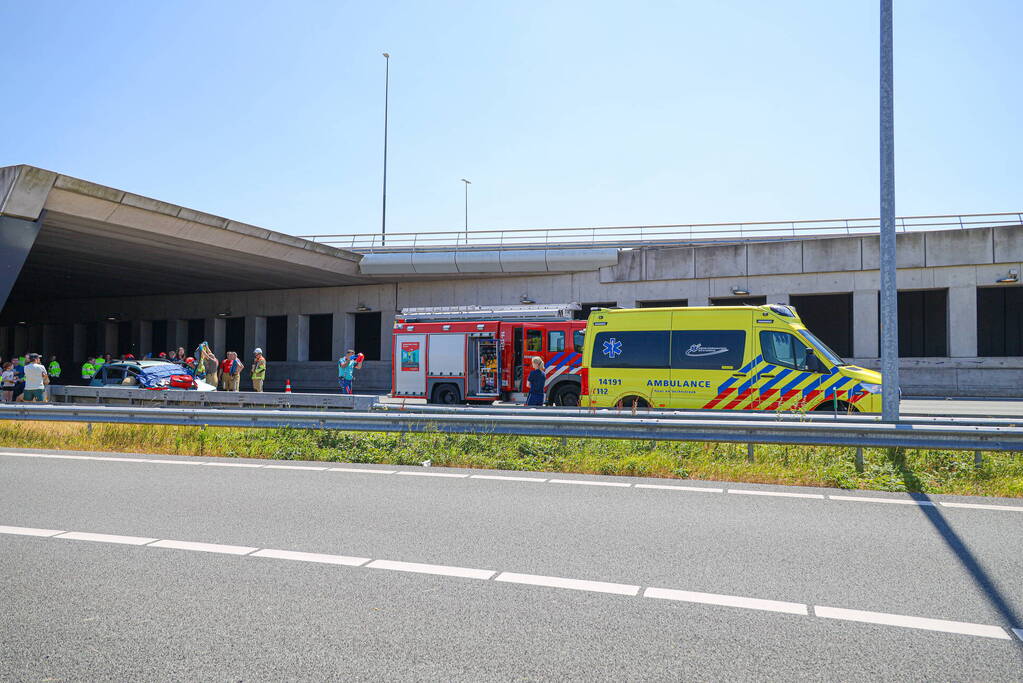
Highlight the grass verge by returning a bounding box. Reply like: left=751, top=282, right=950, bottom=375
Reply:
left=1, top=421, right=1020, bottom=498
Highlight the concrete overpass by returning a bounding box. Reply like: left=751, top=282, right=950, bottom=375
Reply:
left=2, top=164, right=1021, bottom=397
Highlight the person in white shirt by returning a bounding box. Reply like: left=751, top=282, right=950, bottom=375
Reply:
left=20, top=353, right=48, bottom=402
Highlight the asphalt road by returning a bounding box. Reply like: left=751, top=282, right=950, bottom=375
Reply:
left=1, top=448, right=1022, bottom=681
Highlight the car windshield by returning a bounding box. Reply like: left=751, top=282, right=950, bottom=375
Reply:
left=798, top=329, right=846, bottom=366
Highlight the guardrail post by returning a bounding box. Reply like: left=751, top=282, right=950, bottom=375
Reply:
left=87, top=422, right=92, bottom=436
left=746, top=443, right=754, bottom=463
left=974, top=450, right=983, bottom=469
left=855, top=447, right=864, bottom=473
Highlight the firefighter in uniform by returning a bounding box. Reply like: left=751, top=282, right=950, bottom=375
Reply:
left=81, top=356, right=96, bottom=385
left=47, top=356, right=61, bottom=385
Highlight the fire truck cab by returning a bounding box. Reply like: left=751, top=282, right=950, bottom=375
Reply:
left=391, top=304, right=587, bottom=405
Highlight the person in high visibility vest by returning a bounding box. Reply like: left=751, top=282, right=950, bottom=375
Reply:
left=47, top=356, right=61, bottom=385
left=250, top=348, right=266, bottom=392
left=81, top=356, right=97, bottom=385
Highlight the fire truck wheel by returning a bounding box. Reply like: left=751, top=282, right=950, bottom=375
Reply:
left=550, top=384, right=580, bottom=407
left=431, top=383, right=462, bottom=405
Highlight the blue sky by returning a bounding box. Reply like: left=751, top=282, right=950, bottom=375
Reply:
left=2, top=1, right=1019, bottom=237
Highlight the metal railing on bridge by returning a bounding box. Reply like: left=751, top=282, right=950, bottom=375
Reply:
left=299, top=211, right=1023, bottom=253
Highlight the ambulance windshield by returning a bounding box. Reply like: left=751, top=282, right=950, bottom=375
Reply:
left=799, top=329, right=846, bottom=366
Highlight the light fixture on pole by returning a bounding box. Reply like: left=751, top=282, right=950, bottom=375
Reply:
left=460, top=178, right=471, bottom=231
left=381, top=52, right=390, bottom=247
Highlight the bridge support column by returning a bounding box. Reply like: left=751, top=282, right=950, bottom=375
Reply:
left=948, top=286, right=977, bottom=357
left=853, top=290, right=879, bottom=358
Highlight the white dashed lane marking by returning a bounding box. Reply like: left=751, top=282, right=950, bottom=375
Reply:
left=1, top=523, right=1016, bottom=644
left=1, top=450, right=1018, bottom=515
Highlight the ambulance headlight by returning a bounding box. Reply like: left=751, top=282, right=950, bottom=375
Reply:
left=860, top=383, right=883, bottom=394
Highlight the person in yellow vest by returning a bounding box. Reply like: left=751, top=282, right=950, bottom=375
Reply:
left=250, top=348, right=267, bottom=392
left=81, top=356, right=97, bottom=385
left=47, top=356, right=61, bottom=385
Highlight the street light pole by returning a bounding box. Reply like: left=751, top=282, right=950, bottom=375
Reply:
left=460, top=178, right=471, bottom=231
left=879, top=0, right=900, bottom=420
left=381, top=52, right=390, bottom=246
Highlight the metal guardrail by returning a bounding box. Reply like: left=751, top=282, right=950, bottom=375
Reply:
left=3, top=404, right=1023, bottom=452
left=48, top=386, right=377, bottom=411
left=300, top=211, right=1023, bottom=253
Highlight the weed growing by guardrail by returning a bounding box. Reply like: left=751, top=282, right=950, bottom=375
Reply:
left=0, top=421, right=1019, bottom=497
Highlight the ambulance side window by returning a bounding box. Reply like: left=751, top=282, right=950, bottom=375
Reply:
left=590, top=331, right=669, bottom=369
left=671, top=331, right=745, bottom=370
left=526, top=330, right=543, bottom=352
left=759, top=331, right=808, bottom=369
left=548, top=331, right=565, bottom=353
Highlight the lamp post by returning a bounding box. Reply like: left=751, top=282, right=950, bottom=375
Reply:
left=460, top=178, right=471, bottom=231
left=879, top=0, right=900, bottom=421
left=381, top=52, right=390, bottom=246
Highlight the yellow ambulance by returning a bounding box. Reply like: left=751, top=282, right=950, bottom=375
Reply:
left=580, top=304, right=883, bottom=412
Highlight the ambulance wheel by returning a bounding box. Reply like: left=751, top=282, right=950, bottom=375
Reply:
left=618, top=396, right=649, bottom=409
left=550, top=384, right=580, bottom=407
left=431, top=383, right=462, bottom=405
left=814, top=400, right=854, bottom=413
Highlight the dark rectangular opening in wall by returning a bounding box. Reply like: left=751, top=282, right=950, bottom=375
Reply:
left=881, top=289, right=947, bottom=357
left=117, top=321, right=132, bottom=356
left=575, top=302, right=617, bottom=320
left=85, top=322, right=99, bottom=357
left=353, top=312, right=381, bottom=361
left=977, top=286, right=1023, bottom=357
left=151, top=320, right=167, bottom=356
left=307, top=314, right=333, bottom=361
left=709, top=296, right=767, bottom=306
left=790, top=293, right=853, bottom=358
left=186, top=319, right=205, bottom=354
left=265, top=316, right=287, bottom=361
left=225, top=317, right=245, bottom=356
left=637, top=299, right=688, bottom=308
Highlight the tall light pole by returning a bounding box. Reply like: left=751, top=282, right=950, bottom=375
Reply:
left=460, top=178, right=471, bottom=231
left=879, top=0, right=900, bottom=421
left=381, top=52, right=390, bottom=246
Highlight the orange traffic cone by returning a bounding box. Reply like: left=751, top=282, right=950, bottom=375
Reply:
left=284, top=379, right=292, bottom=394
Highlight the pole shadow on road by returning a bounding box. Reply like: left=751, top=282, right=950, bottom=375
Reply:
left=894, top=451, right=1022, bottom=654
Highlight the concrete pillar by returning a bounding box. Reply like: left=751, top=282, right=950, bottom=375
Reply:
left=689, top=296, right=711, bottom=306
left=205, top=318, right=226, bottom=357
left=245, top=316, right=267, bottom=357
left=103, top=323, right=117, bottom=355
left=135, top=320, right=152, bottom=357
left=170, top=320, right=189, bottom=350
left=42, top=324, right=59, bottom=358
left=948, top=285, right=977, bottom=358
left=73, top=324, right=86, bottom=363
left=766, top=293, right=790, bottom=305
left=853, top=290, right=879, bottom=358
left=331, top=313, right=346, bottom=361
left=287, top=314, right=309, bottom=361
left=28, top=325, right=43, bottom=353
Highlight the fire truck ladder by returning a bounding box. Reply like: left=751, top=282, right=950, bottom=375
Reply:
left=398, top=303, right=582, bottom=322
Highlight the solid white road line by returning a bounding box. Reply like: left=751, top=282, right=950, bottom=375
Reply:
left=89, top=456, right=150, bottom=463
left=548, top=479, right=631, bottom=488
left=131, top=459, right=202, bottom=465
left=57, top=531, right=157, bottom=546
left=329, top=467, right=396, bottom=474
left=728, top=489, right=824, bottom=500
left=396, top=471, right=469, bottom=478
left=495, top=572, right=640, bottom=596
left=829, top=495, right=936, bottom=507
left=940, top=501, right=1023, bottom=512
left=252, top=548, right=371, bottom=566
left=645, top=586, right=808, bottom=615
left=203, top=462, right=264, bottom=468
left=635, top=484, right=724, bottom=493
left=366, top=559, right=495, bottom=580
left=0, top=452, right=93, bottom=460
left=148, top=539, right=258, bottom=555
left=470, top=474, right=548, bottom=482
left=814, top=605, right=1010, bottom=640
left=0, top=524, right=65, bottom=537
left=264, top=465, right=329, bottom=471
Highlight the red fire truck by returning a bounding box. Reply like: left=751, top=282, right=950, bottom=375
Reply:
left=391, top=304, right=587, bottom=405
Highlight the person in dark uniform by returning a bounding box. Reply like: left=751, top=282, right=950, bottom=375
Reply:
left=526, top=356, right=547, bottom=406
